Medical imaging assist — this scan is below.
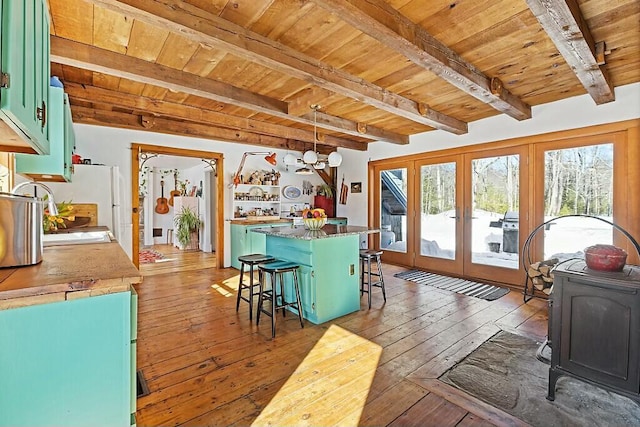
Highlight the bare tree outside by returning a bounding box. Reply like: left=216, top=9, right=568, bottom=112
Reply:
left=542, top=143, right=614, bottom=259
left=544, top=144, right=613, bottom=217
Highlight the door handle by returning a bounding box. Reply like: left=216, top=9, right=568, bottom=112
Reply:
left=449, top=207, right=461, bottom=221
left=463, top=207, right=478, bottom=221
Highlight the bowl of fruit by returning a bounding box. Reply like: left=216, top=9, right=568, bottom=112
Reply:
left=302, top=208, right=327, bottom=230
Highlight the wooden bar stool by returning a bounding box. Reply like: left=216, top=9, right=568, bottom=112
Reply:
left=257, top=260, right=305, bottom=338
left=236, top=254, right=276, bottom=321
left=359, top=249, right=386, bottom=308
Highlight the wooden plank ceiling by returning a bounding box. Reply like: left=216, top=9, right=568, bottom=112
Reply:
left=48, top=0, right=640, bottom=153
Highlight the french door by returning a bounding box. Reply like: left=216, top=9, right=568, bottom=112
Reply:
left=372, top=161, right=415, bottom=267
left=413, top=156, right=463, bottom=275
left=374, top=146, right=528, bottom=285
left=462, top=146, right=528, bottom=285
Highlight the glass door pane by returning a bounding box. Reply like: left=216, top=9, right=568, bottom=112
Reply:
left=420, top=162, right=457, bottom=260
left=543, top=143, right=614, bottom=259
left=470, top=154, right=520, bottom=269
left=380, top=168, right=408, bottom=253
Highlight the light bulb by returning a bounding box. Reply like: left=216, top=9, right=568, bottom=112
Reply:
left=303, top=150, right=318, bottom=164
left=313, top=161, right=326, bottom=169
left=283, top=153, right=297, bottom=165
left=328, top=151, right=342, bottom=167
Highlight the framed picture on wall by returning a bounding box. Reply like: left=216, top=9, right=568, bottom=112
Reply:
left=351, top=182, right=362, bottom=193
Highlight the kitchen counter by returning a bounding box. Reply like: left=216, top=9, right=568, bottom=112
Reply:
left=229, top=217, right=348, bottom=225
left=252, top=224, right=378, bottom=240
left=0, top=241, right=142, bottom=309
left=0, top=241, right=140, bottom=425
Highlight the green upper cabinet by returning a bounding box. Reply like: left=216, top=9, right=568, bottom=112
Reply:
left=0, top=0, right=50, bottom=154
left=16, top=86, right=74, bottom=181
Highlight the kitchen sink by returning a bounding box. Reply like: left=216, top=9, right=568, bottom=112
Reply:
left=43, top=231, right=112, bottom=246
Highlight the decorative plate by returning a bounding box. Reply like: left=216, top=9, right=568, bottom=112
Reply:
left=248, top=186, right=264, bottom=197
left=283, top=185, right=302, bottom=200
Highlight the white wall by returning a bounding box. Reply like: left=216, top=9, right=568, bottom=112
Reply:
left=72, top=128, right=325, bottom=266
left=73, top=82, right=640, bottom=266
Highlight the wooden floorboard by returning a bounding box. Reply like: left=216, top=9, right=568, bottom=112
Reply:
left=134, top=247, right=547, bottom=426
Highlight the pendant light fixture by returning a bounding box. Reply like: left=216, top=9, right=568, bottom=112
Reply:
left=285, top=105, right=342, bottom=174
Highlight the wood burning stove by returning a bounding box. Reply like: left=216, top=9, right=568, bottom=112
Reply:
left=548, top=259, right=640, bottom=402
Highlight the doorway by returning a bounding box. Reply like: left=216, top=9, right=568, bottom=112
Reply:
left=131, top=143, right=224, bottom=269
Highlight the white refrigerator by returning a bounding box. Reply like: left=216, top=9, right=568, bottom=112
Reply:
left=47, top=164, right=125, bottom=245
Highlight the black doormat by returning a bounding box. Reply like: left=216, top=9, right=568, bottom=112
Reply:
left=440, top=331, right=640, bottom=427
left=394, top=270, right=509, bottom=301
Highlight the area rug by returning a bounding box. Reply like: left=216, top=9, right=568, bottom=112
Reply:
left=394, top=270, right=509, bottom=301
left=439, top=331, right=640, bottom=427
left=139, top=249, right=165, bottom=264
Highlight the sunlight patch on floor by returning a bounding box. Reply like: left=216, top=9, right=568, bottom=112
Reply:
left=252, top=325, right=382, bottom=426
left=210, top=283, right=234, bottom=297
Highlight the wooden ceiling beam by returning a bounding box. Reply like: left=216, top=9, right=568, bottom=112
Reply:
left=525, top=0, right=614, bottom=104
left=51, top=37, right=407, bottom=145
left=71, top=105, right=315, bottom=151
left=86, top=0, right=467, bottom=134
left=311, top=0, right=532, bottom=121
left=64, top=82, right=367, bottom=151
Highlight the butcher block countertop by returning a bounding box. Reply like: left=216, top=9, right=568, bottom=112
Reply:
left=0, top=242, right=141, bottom=310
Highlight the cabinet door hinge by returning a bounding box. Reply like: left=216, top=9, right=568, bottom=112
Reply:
left=0, top=73, right=9, bottom=88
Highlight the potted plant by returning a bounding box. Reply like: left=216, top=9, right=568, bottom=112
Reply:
left=174, top=206, right=203, bottom=250
left=314, top=184, right=335, bottom=217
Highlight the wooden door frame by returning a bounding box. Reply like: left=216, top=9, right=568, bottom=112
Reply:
left=532, top=131, right=629, bottom=264
left=368, top=119, right=639, bottom=287
left=371, top=160, right=415, bottom=267
left=131, top=143, right=224, bottom=269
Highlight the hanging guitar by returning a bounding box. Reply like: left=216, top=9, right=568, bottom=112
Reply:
left=155, top=180, right=170, bottom=214
left=169, top=171, right=180, bottom=207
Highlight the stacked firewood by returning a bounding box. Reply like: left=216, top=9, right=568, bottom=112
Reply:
left=528, top=258, right=559, bottom=295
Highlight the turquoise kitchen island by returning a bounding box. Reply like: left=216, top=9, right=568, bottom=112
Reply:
left=252, top=224, right=379, bottom=324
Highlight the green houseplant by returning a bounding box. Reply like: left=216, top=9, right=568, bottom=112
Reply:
left=314, top=184, right=335, bottom=217
left=174, top=206, right=203, bottom=250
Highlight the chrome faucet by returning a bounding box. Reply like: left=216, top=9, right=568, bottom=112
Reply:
left=11, top=181, right=59, bottom=216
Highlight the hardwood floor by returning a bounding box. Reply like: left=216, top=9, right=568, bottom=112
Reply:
left=134, top=251, right=548, bottom=426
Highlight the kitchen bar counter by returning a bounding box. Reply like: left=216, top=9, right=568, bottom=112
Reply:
left=252, top=225, right=378, bottom=324
left=0, top=241, right=141, bottom=309
left=252, top=224, right=378, bottom=240
left=229, top=217, right=347, bottom=225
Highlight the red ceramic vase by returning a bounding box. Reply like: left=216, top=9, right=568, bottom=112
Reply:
left=584, top=244, right=627, bottom=272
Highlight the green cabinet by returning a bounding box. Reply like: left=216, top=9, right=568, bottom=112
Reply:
left=327, top=218, right=347, bottom=226
left=230, top=222, right=290, bottom=269
left=15, top=86, right=74, bottom=181
left=265, top=233, right=361, bottom=324
left=0, top=0, right=50, bottom=154
left=0, top=290, right=137, bottom=426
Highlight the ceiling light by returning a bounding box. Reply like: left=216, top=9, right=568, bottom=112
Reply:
left=289, top=105, right=343, bottom=172
left=283, top=153, right=297, bottom=165
left=328, top=151, right=342, bottom=167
